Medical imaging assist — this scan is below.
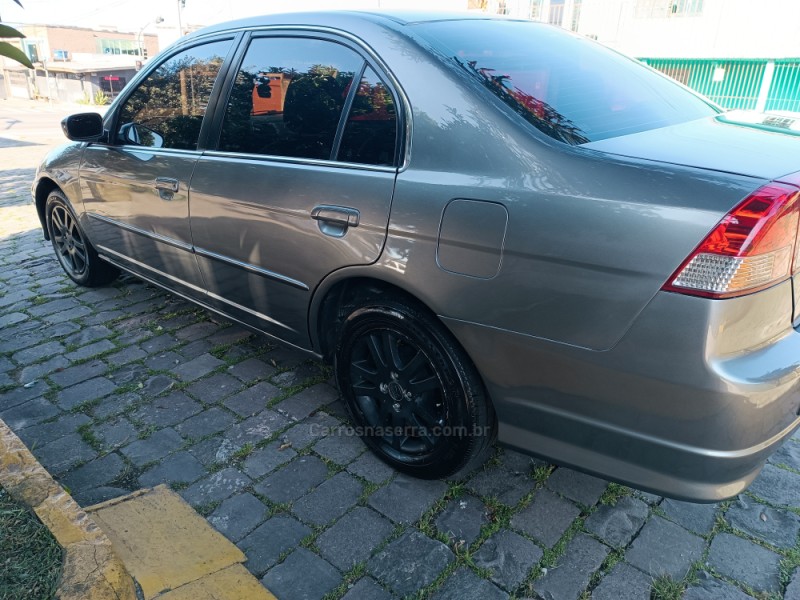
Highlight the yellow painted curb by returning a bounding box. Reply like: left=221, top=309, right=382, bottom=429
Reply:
left=88, top=485, right=277, bottom=600
left=0, top=418, right=137, bottom=600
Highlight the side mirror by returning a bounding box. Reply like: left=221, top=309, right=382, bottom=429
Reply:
left=61, top=112, right=104, bottom=142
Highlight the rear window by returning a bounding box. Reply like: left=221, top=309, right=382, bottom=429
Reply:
left=413, top=20, right=718, bottom=144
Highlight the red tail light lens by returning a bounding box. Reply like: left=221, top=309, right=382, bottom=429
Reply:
left=663, top=180, right=800, bottom=299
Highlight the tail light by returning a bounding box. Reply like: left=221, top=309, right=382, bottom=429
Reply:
left=663, top=177, right=800, bottom=299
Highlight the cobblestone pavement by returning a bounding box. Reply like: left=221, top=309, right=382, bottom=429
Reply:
left=1, top=103, right=800, bottom=600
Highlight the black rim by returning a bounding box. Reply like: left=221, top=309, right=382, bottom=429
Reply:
left=348, top=327, right=448, bottom=461
left=50, top=205, right=88, bottom=276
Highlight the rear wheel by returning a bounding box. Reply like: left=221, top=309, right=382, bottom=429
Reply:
left=335, top=298, right=496, bottom=479
left=45, top=190, right=118, bottom=287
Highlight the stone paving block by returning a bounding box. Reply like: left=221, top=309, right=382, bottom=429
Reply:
left=0, top=356, right=14, bottom=374
left=227, top=357, right=277, bottom=383
left=368, top=474, right=447, bottom=524
left=175, top=321, right=219, bottom=342
left=172, top=352, right=225, bottom=382
left=533, top=533, right=609, bottom=600
left=180, top=467, right=252, bottom=506
left=120, top=427, right=184, bottom=467
left=15, top=412, right=91, bottom=448
left=432, top=567, right=509, bottom=600
left=683, top=572, right=756, bottom=600
left=473, top=529, right=542, bottom=591
left=107, top=363, right=149, bottom=387
left=92, top=418, right=137, bottom=449
left=141, top=333, right=180, bottom=354
left=786, top=567, right=800, bottom=600
left=222, top=411, right=289, bottom=451
left=591, top=562, right=652, bottom=600
left=33, top=432, right=96, bottom=475
left=143, top=351, right=182, bottom=371
left=206, top=325, right=252, bottom=347
left=222, top=381, right=282, bottom=418
left=0, top=379, right=50, bottom=411
left=238, top=515, right=312, bottom=576
left=141, top=374, right=177, bottom=396
left=283, top=412, right=340, bottom=450
left=56, top=376, right=117, bottom=410
left=625, top=516, right=704, bottom=579
left=748, top=463, right=800, bottom=506
left=0, top=396, right=60, bottom=429
left=347, top=450, right=396, bottom=484
left=584, top=495, right=649, bottom=548
left=139, top=451, right=207, bottom=487
left=510, top=489, right=580, bottom=548
left=275, top=383, right=337, bottom=421
left=186, top=372, right=243, bottom=404
left=99, top=350, right=143, bottom=379
left=0, top=312, right=29, bottom=328
left=368, top=530, right=455, bottom=597
left=242, top=441, right=297, bottom=479
left=12, top=340, right=64, bottom=365
left=92, top=391, right=141, bottom=420
left=707, top=533, right=781, bottom=594
left=176, top=407, right=237, bottom=440
left=18, top=354, right=70, bottom=384
left=48, top=359, right=107, bottom=388
left=262, top=548, right=341, bottom=600
left=254, top=455, right=329, bottom=503
left=71, top=486, right=129, bottom=507
left=177, top=339, right=215, bottom=360
left=62, top=452, right=126, bottom=492
left=316, top=506, right=394, bottom=571
left=292, top=471, right=363, bottom=526
left=435, top=494, right=487, bottom=545
left=207, top=492, right=269, bottom=542
left=64, top=324, right=113, bottom=347
left=660, top=498, right=718, bottom=535
left=313, top=430, right=365, bottom=465
left=725, top=496, right=800, bottom=549
left=188, top=436, right=238, bottom=468
left=131, top=392, right=203, bottom=428
left=769, top=439, right=800, bottom=471
left=546, top=467, right=608, bottom=507
left=64, top=339, right=116, bottom=361
left=341, top=578, right=394, bottom=600
left=42, top=305, right=93, bottom=323
left=467, top=461, right=536, bottom=506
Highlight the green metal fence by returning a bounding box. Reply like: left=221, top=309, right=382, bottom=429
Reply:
left=640, top=57, right=800, bottom=113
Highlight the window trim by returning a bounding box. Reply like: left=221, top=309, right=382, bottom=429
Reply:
left=103, top=33, right=243, bottom=152
left=205, top=28, right=407, bottom=170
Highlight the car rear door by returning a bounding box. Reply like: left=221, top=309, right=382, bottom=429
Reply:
left=189, top=32, right=401, bottom=347
left=79, top=36, right=237, bottom=298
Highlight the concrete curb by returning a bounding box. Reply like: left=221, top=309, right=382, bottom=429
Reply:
left=0, top=418, right=137, bottom=600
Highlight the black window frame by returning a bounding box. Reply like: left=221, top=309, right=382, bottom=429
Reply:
left=207, top=29, right=405, bottom=169
left=104, top=33, right=242, bottom=152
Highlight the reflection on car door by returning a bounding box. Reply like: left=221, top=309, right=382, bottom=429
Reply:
left=189, top=35, right=400, bottom=347
left=80, top=38, right=235, bottom=298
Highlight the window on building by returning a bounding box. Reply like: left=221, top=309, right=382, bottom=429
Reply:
left=497, top=0, right=509, bottom=15
left=571, top=0, right=583, bottom=31
left=97, top=38, right=142, bottom=56
left=635, top=0, right=703, bottom=18
left=529, top=0, right=543, bottom=21
left=548, top=0, right=565, bottom=26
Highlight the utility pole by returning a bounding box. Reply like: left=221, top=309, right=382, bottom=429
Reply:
left=177, top=0, right=185, bottom=37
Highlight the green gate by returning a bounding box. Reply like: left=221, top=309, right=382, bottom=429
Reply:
left=765, top=60, right=800, bottom=112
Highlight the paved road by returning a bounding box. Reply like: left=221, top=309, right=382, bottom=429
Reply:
left=1, top=99, right=800, bottom=600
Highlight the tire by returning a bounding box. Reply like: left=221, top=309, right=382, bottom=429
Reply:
left=335, top=298, right=497, bottom=479
left=45, top=189, right=118, bottom=287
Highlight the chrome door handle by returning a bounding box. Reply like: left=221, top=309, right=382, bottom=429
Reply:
left=311, top=205, right=360, bottom=227
left=155, top=177, right=179, bottom=193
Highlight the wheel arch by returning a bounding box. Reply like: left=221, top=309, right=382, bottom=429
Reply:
left=34, top=177, right=61, bottom=240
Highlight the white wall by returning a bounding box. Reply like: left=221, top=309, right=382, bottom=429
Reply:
left=578, top=0, right=800, bottom=59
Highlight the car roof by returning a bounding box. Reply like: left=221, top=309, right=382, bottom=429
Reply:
left=184, top=10, right=523, bottom=40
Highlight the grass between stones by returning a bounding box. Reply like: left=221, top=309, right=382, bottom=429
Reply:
left=0, top=487, right=62, bottom=600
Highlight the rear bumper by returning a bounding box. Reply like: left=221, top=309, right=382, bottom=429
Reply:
left=443, top=282, right=800, bottom=502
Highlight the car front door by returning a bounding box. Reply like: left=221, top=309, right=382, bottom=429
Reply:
left=189, top=34, right=401, bottom=347
left=79, top=37, right=236, bottom=297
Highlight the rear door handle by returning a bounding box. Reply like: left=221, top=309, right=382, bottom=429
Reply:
left=311, top=205, right=360, bottom=228
left=155, top=177, right=179, bottom=193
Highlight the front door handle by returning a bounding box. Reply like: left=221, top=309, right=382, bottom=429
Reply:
left=311, top=205, right=360, bottom=227
left=155, top=177, right=179, bottom=193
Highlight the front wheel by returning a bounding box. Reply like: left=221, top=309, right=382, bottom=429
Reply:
left=335, top=299, right=496, bottom=479
left=45, top=189, right=118, bottom=287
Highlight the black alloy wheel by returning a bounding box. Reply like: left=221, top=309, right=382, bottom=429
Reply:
left=335, top=298, right=496, bottom=479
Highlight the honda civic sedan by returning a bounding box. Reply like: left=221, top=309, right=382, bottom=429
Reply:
left=33, top=11, right=800, bottom=501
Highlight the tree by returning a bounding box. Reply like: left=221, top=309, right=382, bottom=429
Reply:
left=0, top=0, right=33, bottom=69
